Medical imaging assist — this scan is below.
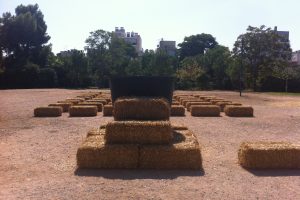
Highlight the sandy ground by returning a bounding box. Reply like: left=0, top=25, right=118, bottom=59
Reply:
left=0, top=89, right=300, bottom=200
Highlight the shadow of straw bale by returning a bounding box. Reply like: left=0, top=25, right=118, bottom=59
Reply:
left=245, top=168, right=300, bottom=177
left=74, top=169, right=204, bottom=180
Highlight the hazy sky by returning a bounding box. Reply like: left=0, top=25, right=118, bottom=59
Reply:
left=1, top=0, right=299, bottom=53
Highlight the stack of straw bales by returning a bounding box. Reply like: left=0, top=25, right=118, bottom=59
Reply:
left=238, top=142, right=300, bottom=169
left=77, top=96, right=202, bottom=169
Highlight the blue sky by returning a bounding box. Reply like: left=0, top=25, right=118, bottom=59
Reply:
left=1, top=0, right=299, bottom=53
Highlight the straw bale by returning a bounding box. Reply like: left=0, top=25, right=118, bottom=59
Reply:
left=113, top=97, right=170, bottom=121
left=77, top=134, right=139, bottom=169
left=139, top=129, right=202, bottom=169
left=66, top=98, right=85, bottom=102
left=224, top=106, right=253, bottom=117
left=103, top=105, right=113, bottom=116
left=210, top=99, right=229, bottom=105
left=217, top=102, right=242, bottom=112
left=60, top=99, right=81, bottom=105
left=88, top=99, right=107, bottom=105
left=238, top=142, right=300, bottom=169
left=69, top=106, right=97, bottom=117
left=48, top=102, right=72, bottom=112
left=105, top=121, right=173, bottom=144
left=171, top=105, right=185, bottom=116
left=172, top=101, right=180, bottom=105
left=182, top=99, right=203, bottom=107
left=180, top=98, right=198, bottom=105
left=34, top=106, right=62, bottom=117
left=86, top=128, right=104, bottom=137
left=171, top=123, right=188, bottom=130
left=186, top=102, right=212, bottom=111
left=77, top=95, right=92, bottom=100
left=78, top=102, right=103, bottom=112
left=190, top=105, right=220, bottom=117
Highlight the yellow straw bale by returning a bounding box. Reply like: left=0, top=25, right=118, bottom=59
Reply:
left=171, top=123, right=188, bottom=130
left=113, top=97, right=170, bottom=121
left=238, top=142, right=300, bottom=169
left=171, top=105, right=185, bottom=116
left=34, top=106, right=62, bottom=117
left=48, top=102, right=72, bottom=112
left=186, top=102, right=212, bottom=111
left=66, top=98, right=85, bottom=102
left=88, top=99, right=107, bottom=105
left=78, top=102, right=103, bottom=112
left=190, top=105, right=220, bottom=117
left=210, top=99, right=229, bottom=105
left=77, top=134, right=139, bottom=169
left=139, top=129, right=202, bottom=169
left=172, top=101, right=180, bottom=105
left=103, top=105, right=113, bottom=116
left=69, top=106, right=97, bottom=117
left=217, top=102, right=242, bottom=112
left=224, top=106, right=253, bottom=117
left=105, top=121, right=173, bottom=144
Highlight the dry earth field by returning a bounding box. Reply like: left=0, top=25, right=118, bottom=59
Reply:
left=0, top=89, right=300, bottom=200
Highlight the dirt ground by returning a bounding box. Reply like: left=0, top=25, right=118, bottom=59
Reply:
left=0, top=89, right=300, bottom=200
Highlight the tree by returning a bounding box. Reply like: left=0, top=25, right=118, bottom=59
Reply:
left=233, top=25, right=292, bottom=91
left=176, top=57, right=205, bottom=89
left=0, top=4, right=51, bottom=88
left=198, top=45, right=232, bottom=89
left=178, top=33, right=218, bottom=60
left=272, top=62, right=300, bottom=92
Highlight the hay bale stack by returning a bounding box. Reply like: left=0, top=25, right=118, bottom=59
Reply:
left=139, top=130, right=202, bottom=169
left=186, top=102, right=212, bottom=111
left=34, top=107, right=62, bottom=117
left=224, top=106, right=253, bottom=117
left=238, top=142, right=300, bottom=169
left=48, top=102, right=72, bottom=112
left=69, top=106, right=97, bottom=117
left=113, top=97, right=170, bottom=121
left=170, top=105, right=185, bottom=116
left=105, top=121, right=173, bottom=144
left=78, top=102, right=103, bottom=112
left=190, top=105, right=220, bottom=117
left=103, top=105, right=113, bottom=116
left=217, top=102, right=242, bottom=112
left=77, top=133, right=139, bottom=169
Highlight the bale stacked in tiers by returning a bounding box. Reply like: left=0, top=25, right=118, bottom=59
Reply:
left=77, top=96, right=202, bottom=169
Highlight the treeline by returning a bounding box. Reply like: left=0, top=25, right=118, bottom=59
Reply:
left=1, top=4, right=300, bottom=91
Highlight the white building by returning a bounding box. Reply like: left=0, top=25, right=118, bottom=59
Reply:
left=114, top=27, right=143, bottom=56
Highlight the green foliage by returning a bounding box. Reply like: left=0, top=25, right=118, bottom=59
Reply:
left=38, top=68, right=57, bottom=88
left=176, top=56, right=204, bottom=89
left=233, top=25, right=292, bottom=91
left=178, top=33, right=218, bottom=60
